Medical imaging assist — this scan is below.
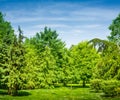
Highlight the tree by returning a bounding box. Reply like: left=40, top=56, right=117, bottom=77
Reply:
left=24, top=38, right=57, bottom=89
left=108, top=14, right=120, bottom=46
left=22, top=39, right=39, bottom=89
left=0, top=12, right=14, bottom=43
left=29, top=27, right=66, bottom=84
left=37, top=46, right=57, bottom=88
left=0, top=12, right=14, bottom=89
left=30, top=27, right=65, bottom=53
left=70, top=41, right=100, bottom=87
left=57, top=48, right=74, bottom=86
left=90, top=38, right=120, bottom=80
left=1, top=27, right=26, bottom=95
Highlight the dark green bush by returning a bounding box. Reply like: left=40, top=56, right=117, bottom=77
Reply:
left=90, top=79, right=102, bottom=92
left=101, top=80, right=120, bottom=97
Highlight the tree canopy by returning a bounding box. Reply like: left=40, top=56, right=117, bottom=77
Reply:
left=108, top=14, right=120, bottom=46
left=0, top=11, right=120, bottom=97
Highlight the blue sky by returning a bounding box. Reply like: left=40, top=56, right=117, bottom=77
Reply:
left=0, top=0, right=120, bottom=47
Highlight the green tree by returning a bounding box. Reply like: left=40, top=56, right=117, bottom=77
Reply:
left=23, top=40, right=40, bottom=89
left=0, top=12, right=14, bottom=89
left=0, top=12, right=14, bottom=43
left=24, top=38, right=57, bottom=89
left=37, top=46, right=56, bottom=88
left=57, top=48, right=74, bottom=86
left=29, top=27, right=66, bottom=85
left=90, top=38, right=120, bottom=80
left=108, top=14, right=120, bottom=45
left=70, top=41, right=99, bottom=87
left=30, top=27, right=65, bottom=53
left=1, top=27, right=26, bottom=95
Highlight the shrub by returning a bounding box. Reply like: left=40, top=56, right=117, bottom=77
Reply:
left=115, top=87, right=120, bottom=95
left=101, top=80, right=120, bottom=97
left=90, top=79, right=102, bottom=92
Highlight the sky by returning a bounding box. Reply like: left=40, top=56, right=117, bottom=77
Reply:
left=0, top=0, right=120, bottom=48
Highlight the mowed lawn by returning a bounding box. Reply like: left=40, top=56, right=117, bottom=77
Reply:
left=0, top=87, right=120, bottom=100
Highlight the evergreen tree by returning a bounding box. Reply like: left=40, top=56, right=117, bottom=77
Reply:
left=0, top=12, right=14, bottom=89
left=29, top=27, right=66, bottom=85
left=23, top=40, right=39, bottom=89
left=3, top=27, right=25, bottom=95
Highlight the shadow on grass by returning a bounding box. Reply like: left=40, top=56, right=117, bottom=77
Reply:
left=66, top=85, right=90, bottom=89
left=17, top=91, right=31, bottom=96
left=0, top=90, right=31, bottom=96
left=0, top=90, right=8, bottom=95
left=54, top=83, right=90, bottom=89
left=89, top=89, right=102, bottom=93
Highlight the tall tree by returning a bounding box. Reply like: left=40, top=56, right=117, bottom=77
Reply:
left=57, top=48, right=74, bottom=86
left=70, top=41, right=100, bottom=87
left=108, top=14, right=120, bottom=46
left=90, top=38, right=120, bottom=80
left=0, top=12, right=14, bottom=89
left=37, top=46, right=57, bottom=88
left=29, top=27, right=66, bottom=84
left=24, top=39, right=57, bottom=89
left=4, top=27, right=25, bottom=95
left=23, top=40, right=39, bottom=89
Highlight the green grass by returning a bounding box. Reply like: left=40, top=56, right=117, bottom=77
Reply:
left=0, top=87, right=120, bottom=100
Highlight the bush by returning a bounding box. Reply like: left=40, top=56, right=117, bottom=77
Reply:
left=101, top=80, right=120, bottom=97
left=90, top=79, right=102, bottom=92
left=115, top=87, right=120, bottom=95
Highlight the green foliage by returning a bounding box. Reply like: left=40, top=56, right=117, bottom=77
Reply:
left=36, top=46, right=57, bottom=88
left=0, top=14, right=26, bottom=95
left=90, top=79, right=102, bottom=92
left=58, top=49, right=74, bottom=86
left=24, top=40, right=57, bottom=89
left=27, top=27, right=67, bottom=87
left=101, top=80, right=120, bottom=97
left=6, top=27, right=25, bottom=96
left=108, top=14, right=120, bottom=45
left=70, top=41, right=100, bottom=87
left=0, top=12, right=14, bottom=44
left=90, top=38, right=120, bottom=80
left=22, top=42, right=38, bottom=89
left=1, top=11, right=120, bottom=98
left=30, top=27, right=65, bottom=53
left=90, top=38, right=120, bottom=97
left=0, top=12, right=15, bottom=94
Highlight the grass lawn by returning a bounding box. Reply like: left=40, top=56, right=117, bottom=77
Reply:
left=0, top=87, right=120, bottom=100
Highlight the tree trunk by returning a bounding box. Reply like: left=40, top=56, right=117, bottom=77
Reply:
left=13, top=84, right=18, bottom=96
left=83, top=80, right=86, bottom=87
left=8, top=87, right=11, bottom=95
left=8, top=85, right=18, bottom=96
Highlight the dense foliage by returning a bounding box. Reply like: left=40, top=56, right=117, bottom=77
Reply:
left=90, top=14, right=120, bottom=97
left=0, top=12, right=120, bottom=97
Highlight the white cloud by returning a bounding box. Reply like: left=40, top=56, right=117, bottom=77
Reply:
left=72, top=7, right=119, bottom=20
left=34, top=24, right=69, bottom=28
left=5, top=4, right=119, bottom=25
left=8, top=16, right=98, bottom=24
left=2, top=2, right=120, bottom=48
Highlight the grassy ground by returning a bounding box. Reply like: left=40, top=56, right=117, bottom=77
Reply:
left=0, top=87, right=120, bottom=100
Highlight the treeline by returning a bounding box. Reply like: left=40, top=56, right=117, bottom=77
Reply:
left=0, top=12, right=120, bottom=96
